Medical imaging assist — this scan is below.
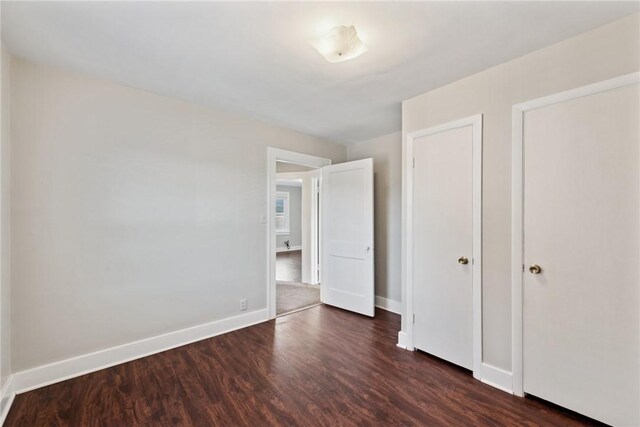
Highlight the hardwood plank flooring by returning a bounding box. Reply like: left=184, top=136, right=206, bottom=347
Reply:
left=5, top=306, right=602, bottom=426
left=276, top=250, right=302, bottom=283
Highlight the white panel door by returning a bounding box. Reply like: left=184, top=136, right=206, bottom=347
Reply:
left=522, top=83, right=639, bottom=426
left=321, top=158, right=374, bottom=317
left=413, top=125, right=474, bottom=369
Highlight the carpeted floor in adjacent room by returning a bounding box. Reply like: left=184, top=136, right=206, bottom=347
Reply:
left=276, top=281, right=320, bottom=316
left=276, top=250, right=321, bottom=316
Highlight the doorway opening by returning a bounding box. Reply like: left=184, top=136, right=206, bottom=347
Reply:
left=267, top=147, right=375, bottom=320
left=267, top=147, right=331, bottom=319
left=275, top=161, right=321, bottom=316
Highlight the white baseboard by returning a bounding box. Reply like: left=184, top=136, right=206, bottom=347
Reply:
left=479, top=362, right=513, bottom=394
left=397, top=331, right=413, bottom=350
left=395, top=331, right=512, bottom=393
left=276, top=245, right=302, bottom=253
left=0, top=375, right=15, bottom=425
left=375, top=296, right=402, bottom=315
left=11, top=309, right=269, bottom=395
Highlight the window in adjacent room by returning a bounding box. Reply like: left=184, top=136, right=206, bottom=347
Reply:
left=275, top=191, right=290, bottom=235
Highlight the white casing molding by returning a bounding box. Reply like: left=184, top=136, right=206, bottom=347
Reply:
left=374, top=296, right=402, bottom=314
left=10, top=309, right=268, bottom=396
left=397, top=331, right=412, bottom=351
left=0, top=375, right=15, bottom=426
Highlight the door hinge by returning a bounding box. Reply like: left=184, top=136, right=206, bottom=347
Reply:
left=522, top=264, right=525, bottom=272
left=412, top=313, right=415, bottom=324
left=412, top=157, right=415, bottom=168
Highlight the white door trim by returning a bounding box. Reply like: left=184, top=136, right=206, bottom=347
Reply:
left=267, top=148, right=331, bottom=319
left=404, top=114, right=483, bottom=379
left=310, top=170, right=321, bottom=285
left=511, top=72, right=640, bottom=397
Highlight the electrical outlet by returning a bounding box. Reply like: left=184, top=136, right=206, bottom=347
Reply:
left=240, top=299, right=247, bottom=311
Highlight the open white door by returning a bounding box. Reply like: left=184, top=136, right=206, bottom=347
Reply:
left=321, top=158, right=374, bottom=317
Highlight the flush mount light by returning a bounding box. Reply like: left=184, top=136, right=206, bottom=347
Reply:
left=309, top=25, right=367, bottom=63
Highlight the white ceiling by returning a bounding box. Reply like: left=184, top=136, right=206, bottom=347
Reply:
left=2, top=2, right=638, bottom=144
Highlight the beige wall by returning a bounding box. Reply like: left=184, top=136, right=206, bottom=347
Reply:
left=0, top=42, right=11, bottom=391
left=10, top=57, right=346, bottom=371
left=348, top=132, right=402, bottom=304
left=276, top=162, right=316, bottom=173
left=402, top=14, right=640, bottom=371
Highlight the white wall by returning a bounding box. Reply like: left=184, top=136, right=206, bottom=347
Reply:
left=10, top=57, right=346, bottom=372
left=275, top=184, right=302, bottom=249
left=402, top=14, right=640, bottom=371
left=0, top=42, right=11, bottom=393
left=347, top=132, right=402, bottom=304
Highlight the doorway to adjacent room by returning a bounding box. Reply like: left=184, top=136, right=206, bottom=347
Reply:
left=275, top=161, right=321, bottom=316
left=267, top=147, right=375, bottom=320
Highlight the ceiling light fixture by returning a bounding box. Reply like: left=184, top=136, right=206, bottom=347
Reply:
left=309, top=25, right=367, bottom=63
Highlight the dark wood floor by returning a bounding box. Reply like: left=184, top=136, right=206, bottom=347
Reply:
left=276, top=249, right=302, bottom=282
left=6, top=306, right=601, bottom=426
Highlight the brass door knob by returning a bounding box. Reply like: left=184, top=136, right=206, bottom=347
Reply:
left=458, top=256, right=469, bottom=265
left=529, top=264, right=542, bottom=274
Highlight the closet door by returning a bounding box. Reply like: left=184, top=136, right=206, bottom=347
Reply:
left=522, top=81, right=639, bottom=426
left=412, top=120, right=477, bottom=370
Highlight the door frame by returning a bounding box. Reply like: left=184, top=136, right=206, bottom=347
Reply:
left=510, top=72, right=640, bottom=397
left=404, top=114, right=483, bottom=379
left=267, top=148, right=331, bottom=319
